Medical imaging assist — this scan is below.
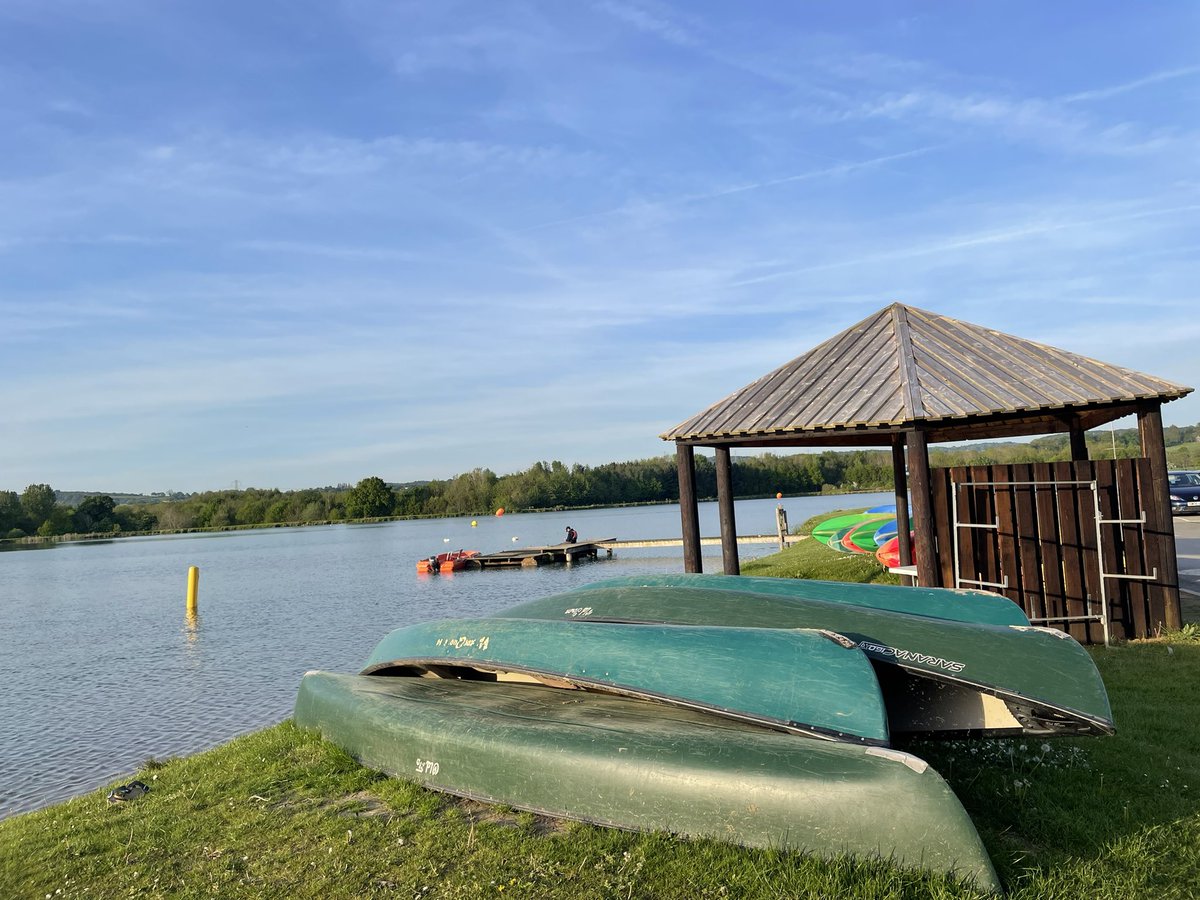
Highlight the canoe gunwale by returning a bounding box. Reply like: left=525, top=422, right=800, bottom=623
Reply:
left=358, top=662, right=888, bottom=746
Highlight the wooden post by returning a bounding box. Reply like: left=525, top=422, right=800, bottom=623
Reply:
left=891, top=435, right=913, bottom=570
left=1138, top=402, right=1181, bottom=630
left=907, top=429, right=939, bottom=587
left=676, top=443, right=703, bottom=573
left=715, top=446, right=740, bottom=575
left=1069, top=419, right=1089, bottom=461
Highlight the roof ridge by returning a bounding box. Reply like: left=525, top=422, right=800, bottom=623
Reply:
left=891, top=303, right=924, bottom=420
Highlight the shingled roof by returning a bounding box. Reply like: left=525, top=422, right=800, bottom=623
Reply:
left=662, top=303, right=1192, bottom=446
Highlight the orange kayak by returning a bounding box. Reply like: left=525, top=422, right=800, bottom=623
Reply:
left=416, top=550, right=480, bottom=574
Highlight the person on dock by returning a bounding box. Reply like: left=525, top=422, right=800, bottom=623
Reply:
left=565, top=526, right=578, bottom=544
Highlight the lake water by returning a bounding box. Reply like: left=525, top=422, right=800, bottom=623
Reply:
left=0, top=493, right=891, bottom=819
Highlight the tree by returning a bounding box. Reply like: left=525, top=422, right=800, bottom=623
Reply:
left=20, top=484, right=57, bottom=529
left=0, top=490, right=22, bottom=535
left=345, top=476, right=396, bottom=519
left=74, top=495, right=118, bottom=533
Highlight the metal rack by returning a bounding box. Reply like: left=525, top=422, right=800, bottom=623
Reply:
left=950, top=478, right=1157, bottom=646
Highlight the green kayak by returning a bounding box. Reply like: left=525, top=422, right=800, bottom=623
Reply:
left=498, top=584, right=1113, bottom=738
left=811, top=513, right=890, bottom=547
left=294, top=672, right=1001, bottom=893
left=360, top=617, right=889, bottom=744
left=562, top=574, right=1030, bottom=627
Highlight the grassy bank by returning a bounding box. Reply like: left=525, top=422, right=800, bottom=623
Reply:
left=743, top=507, right=901, bottom=584
left=4, top=636, right=1199, bottom=899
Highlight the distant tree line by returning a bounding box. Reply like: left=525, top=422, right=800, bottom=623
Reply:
left=4, top=423, right=1198, bottom=539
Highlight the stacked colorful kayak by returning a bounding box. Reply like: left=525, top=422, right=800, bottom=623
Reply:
left=295, top=574, right=1116, bottom=894
left=808, top=509, right=916, bottom=568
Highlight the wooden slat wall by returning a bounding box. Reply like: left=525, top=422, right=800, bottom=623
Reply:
left=928, top=459, right=1177, bottom=642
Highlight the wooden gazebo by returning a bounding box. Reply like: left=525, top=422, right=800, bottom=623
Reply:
left=662, top=303, right=1193, bottom=640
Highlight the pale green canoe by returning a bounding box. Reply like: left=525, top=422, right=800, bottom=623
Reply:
left=498, top=582, right=1112, bottom=738
left=567, top=574, right=1030, bottom=626
left=294, top=672, right=1001, bottom=893
left=361, top=617, right=890, bottom=744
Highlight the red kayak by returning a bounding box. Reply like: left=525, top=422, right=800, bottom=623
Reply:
left=875, top=535, right=915, bottom=569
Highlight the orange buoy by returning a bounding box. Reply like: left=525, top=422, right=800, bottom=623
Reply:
left=495, top=507, right=505, bottom=517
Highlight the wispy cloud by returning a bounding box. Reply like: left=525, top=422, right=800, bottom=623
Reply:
left=519, top=146, right=937, bottom=234
left=855, top=88, right=1184, bottom=156
left=1063, top=65, right=1200, bottom=103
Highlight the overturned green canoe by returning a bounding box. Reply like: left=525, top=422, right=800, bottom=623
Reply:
left=360, top=617, right=889, bottom=744
left=294, top=672, right=1001, bottom=893
left=498, top=583, right=1112, bottom=738
left=569, top=574, right=1029, bottom=626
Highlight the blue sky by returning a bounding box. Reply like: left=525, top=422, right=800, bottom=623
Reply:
left=2, top=1, right=1197, bottom=494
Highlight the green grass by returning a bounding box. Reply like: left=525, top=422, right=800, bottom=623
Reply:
left=742, top=507, right=901, bottom=584
left=4, top=641, right=1199, bottom=899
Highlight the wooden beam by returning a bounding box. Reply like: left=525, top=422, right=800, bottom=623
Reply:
left=676, top=443, right=702, bottom=573
left=907, top=428, right=940, bottom=587
left=891, top=434, right=913, bottom=569
left=1138, top=402, right=1181, bottom=630
left=715, top=446, right=740, bottom=575
left=1069, top=418, right=1089, bottom=461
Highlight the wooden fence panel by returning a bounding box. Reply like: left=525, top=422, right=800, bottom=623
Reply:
left=1114, top=461, right=1146, bottom=639
left=927, top=457, right=1177, bottom=642
left=1031, top=462, right=1065, bottom=624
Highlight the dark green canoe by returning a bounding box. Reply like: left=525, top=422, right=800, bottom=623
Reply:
left=294, top=672, right=1001, bottom=893
left=498, top=584, right=1113, bottom=738
left=360, top=617, right=889, bottom=744
left=567, top=574, right=1029, bottom=626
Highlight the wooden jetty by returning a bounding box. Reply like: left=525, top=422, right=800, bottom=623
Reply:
left=463, top=534, right=803, bottom=570
left=465, top=539, right=616, bottom=569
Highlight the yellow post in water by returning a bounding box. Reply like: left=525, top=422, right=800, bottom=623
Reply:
left=186, top=566, right=200, bottom=615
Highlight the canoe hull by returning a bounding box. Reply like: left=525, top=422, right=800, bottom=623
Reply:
left=294, top=671, right=1000, bottom=893
left=563, top=574, right=1029, bottom=626
left=499, top=582, right=1113, bottom=737
left=361, top=617, right=889, bottom=744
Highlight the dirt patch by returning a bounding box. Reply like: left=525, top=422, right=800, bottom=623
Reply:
left=451, top=797, right=572, bottom=836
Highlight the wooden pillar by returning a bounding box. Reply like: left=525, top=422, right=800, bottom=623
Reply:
left=891, top=435, right=913, bottom=569
left=907, top=428, right=939, bottom=587
left=715, top=446, right=740, bottom=575
left=1069, top=418, right=1089, bottom=461
left=1138, top=402, right=1181, bottom=629
left=676, top=443, right=703, bottom=573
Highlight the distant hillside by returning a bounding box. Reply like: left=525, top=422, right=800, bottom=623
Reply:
left=53, top=491, right=191, bottom=507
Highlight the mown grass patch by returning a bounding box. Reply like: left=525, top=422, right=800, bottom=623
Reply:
left=4, top=640, right=1199, bottom=898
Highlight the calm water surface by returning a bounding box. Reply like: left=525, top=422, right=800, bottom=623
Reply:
left=0, top=494, right=890, bottom=818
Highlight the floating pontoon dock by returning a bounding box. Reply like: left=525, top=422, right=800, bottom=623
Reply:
left=463, top=534, right=802, bottom=569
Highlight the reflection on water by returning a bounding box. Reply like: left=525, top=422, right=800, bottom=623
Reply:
left=0, top=493, right=891, bottom=819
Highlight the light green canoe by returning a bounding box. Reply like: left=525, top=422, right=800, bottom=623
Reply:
left=361, top=617, right=889, bottom=744
left=498, top=583, right=1112, bottom=738
left=294, top=672, right=1001, bottom=893
left=564, top=574, right=1030, bottom=627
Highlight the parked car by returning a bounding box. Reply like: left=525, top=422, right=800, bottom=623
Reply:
left=1168, top=471, right=1200, bottom=515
